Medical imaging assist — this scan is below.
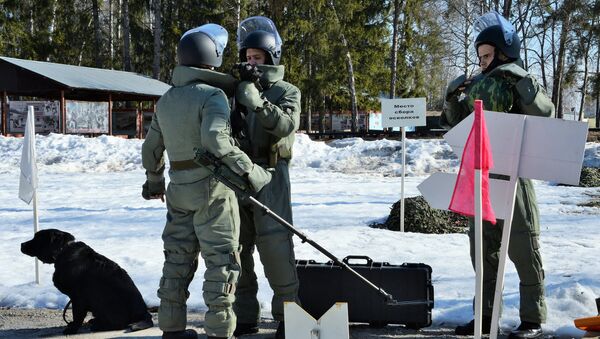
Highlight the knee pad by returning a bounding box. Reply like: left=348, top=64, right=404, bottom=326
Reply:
left=203, top=248, right=242, bottom=297
left=163, top=250, right=199, bottom=278
left=158, top=277, right=191, bottom=303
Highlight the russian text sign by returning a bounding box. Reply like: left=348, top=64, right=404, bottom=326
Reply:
left=381, top=98, right=426, bottom=128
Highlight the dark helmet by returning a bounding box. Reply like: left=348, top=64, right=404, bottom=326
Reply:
left=236, top=16, right=283, bottom=65
left=238, top=30, right=281, bottom=65
left=475, top=25, right=521, bottom=60
left=178, top=23, right=228, bottom=68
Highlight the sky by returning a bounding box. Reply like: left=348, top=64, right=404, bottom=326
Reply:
left=0, top=132, right=599, bottom=338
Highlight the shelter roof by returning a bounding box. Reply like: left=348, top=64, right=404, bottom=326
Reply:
left=0, top=56, right=170, bottom=101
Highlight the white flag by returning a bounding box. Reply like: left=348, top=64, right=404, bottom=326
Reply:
left=19, top=106, right=38, bottom=204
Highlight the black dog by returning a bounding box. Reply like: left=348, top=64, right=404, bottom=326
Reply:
left=21, top=229, right=153, bottom=334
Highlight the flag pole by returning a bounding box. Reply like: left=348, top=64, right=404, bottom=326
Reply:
left=19, top=106, right=40, bottom=284
left=29, top=105, right=40, bottom=284
left=473, top=100, right=483, bottom=339
left=33, top=187, right=40, bottom=284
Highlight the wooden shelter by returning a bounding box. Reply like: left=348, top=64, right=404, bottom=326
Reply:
left=0, top=56, right=170, bottom=138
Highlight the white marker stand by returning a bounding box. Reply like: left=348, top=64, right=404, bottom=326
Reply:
left=418, top=111, right=588, bottom=339
left=284, top=302, right=349, bottom=339
left=381, top=97, right=426, bottom=232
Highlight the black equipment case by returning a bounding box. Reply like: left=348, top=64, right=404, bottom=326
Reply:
left=296, top=255, right=434, bottom=328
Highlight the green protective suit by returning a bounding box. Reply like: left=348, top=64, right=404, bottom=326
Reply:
left=142, top=66, right=267, bottom=337
left=233, top=63, right=302, bottom=323
left=441, top=61, right=554, bottom=324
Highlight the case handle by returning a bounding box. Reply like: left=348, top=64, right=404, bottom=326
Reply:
left=343, top=255, right=373, bottom=266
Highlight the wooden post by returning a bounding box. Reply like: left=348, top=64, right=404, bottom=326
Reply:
left=136, top=101, right=142, bottom=139
left=1, top=91, right=7, bottom=136
left=60, top=90, right=66, bottom=134
left=108, top=94, right=113, bottom=135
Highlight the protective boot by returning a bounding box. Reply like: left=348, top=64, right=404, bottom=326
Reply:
left=162, top=329, right=198, bottom=339
left=233, top=322, right=259, bottom=336
left=507, top=321, right=543, bottom=339
left=455, top=316, right=492, bottom=335
left=275, top=322, right=285, bottom=339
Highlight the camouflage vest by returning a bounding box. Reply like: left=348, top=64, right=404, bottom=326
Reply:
left=464, top=71, right=515, bottom=113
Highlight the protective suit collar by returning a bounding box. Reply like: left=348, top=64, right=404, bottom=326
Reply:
left=256, top=64, right=284, bottom=88
left=172, top=66, right=237, bottom=96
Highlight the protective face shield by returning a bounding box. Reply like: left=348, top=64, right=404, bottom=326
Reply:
left=178, top=23, right=229, bottom=68
left=237, top=16, right=283, bottom=65
left=473, top=11, right=520, bottom=60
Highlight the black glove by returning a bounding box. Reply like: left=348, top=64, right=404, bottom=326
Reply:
left=233, top=62, right=263, bottom=91
left=142, top=178, right=165, bottom=200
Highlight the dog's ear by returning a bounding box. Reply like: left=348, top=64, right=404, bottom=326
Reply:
left=51, top=230, right=75, bottom=245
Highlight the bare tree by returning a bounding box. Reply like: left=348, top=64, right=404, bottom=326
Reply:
left=329, top=0, right=358, bottom=132
left=92, top=0, right=102, bottom=67
left=152, top=0, right=162, bottom=79
left=108, top=0, right=114, bottom=69
left=122, top=0, right=132, bottom=72
left=551, top=4, right=570, bottom=119
left=596, top=50, right=600, bottom=128
left=389, top=0, right=403, bottom=99
left=503, top=0, right=513, bottom=17
left=576, top=15, right=595, bottom=121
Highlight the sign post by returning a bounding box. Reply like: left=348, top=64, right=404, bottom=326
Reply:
left=381, top=97, right=426, bottom=232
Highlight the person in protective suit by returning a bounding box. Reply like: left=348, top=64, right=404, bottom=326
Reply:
left=230, top=16, right=301, bottom=339
left=141, top=23, right=271, bottom=339
left=442, top=12, right=554, bottom=339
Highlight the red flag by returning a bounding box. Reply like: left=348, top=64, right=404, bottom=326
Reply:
left=449, top=100, right=496, bottom=224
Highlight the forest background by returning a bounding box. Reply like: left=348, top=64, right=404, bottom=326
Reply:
left=1, top=0, right=599, bottom=132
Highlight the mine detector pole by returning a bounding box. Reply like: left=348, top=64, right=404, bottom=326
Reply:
left=194, top=150, right=432, bottom=307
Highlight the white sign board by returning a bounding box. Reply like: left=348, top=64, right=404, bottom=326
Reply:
left=381, top=97, right=426, bottom=128
left=9, top=101, right=60, bottom=133
left=419, top=111, right=588, bottom=214
left=443, top=111, right=588, bottom=186
left=65, top=100, right=109, bottom=134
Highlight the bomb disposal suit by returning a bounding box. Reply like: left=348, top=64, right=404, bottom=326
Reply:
left=231, top=16, right=301, bottom=327
left=441, top=13, right=554, bottom=333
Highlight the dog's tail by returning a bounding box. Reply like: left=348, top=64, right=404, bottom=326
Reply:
left=62, top=300, right=73, bottom=325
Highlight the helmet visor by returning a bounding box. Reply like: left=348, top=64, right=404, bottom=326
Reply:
left=473, top=11, right=515, bottom=46
left=181, top=23, right=228, bottom=57
left=237, top=16, right=282, bottom=49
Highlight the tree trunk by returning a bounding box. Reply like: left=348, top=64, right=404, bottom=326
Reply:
left=306, top=48, right=312, bottom=133
left=306, top=6, right=312, bottom=133
left=234, top=0, right=241, bottom=27
left=502, top=0, right=512, bottom=18
left=319, top=96, right=325, bottom=133
left=596, top=49, right=599, bottom=128
left=92, top=0, right=102, bottom=67
left=463, top=0, right=470, bottom=75
left=389, top=0, right=401, bottom=99
left=152, top=0, right=162, bottom=79
left=537, top=4, right=548, bottom=89
left=578, top=32, right=593, bottom=121
left=122, top=0, right=132, bottom=72
left=552, top=14, right=569, bottom=119
left=329, top=0, right=358, bottom=132
left=109, top=0, right=113, bottom=69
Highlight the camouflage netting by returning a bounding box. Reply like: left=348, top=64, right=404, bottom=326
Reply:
left=579, top=167, right=600, bottom=187
left=370, top=195, right=469, bottom=234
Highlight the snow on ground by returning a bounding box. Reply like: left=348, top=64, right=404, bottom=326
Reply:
left=0, top=133, right=599, bottom=337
